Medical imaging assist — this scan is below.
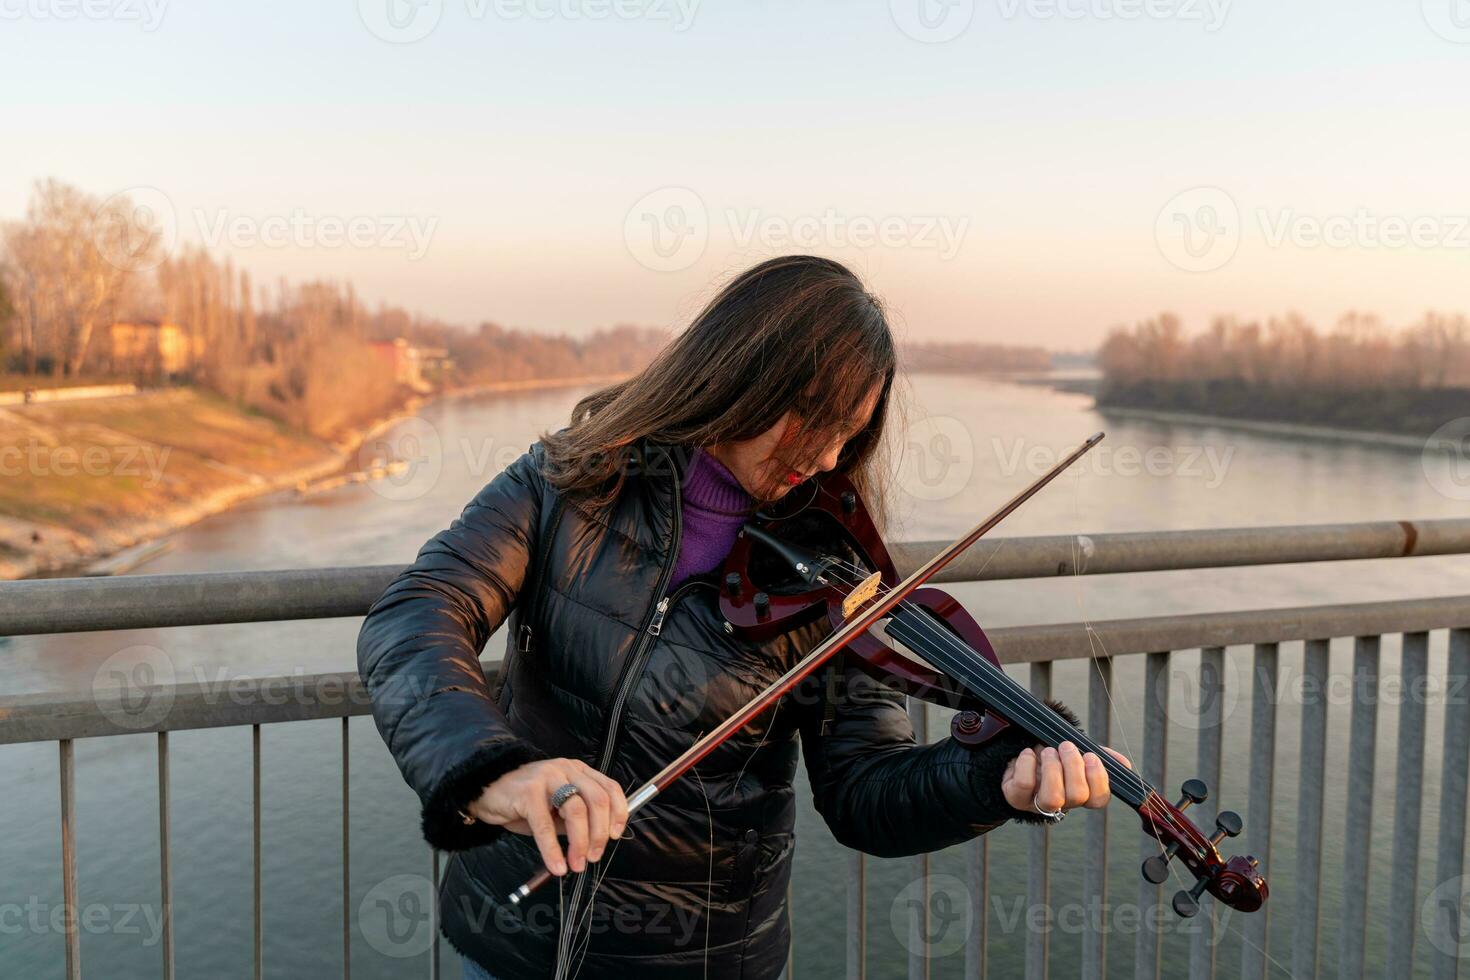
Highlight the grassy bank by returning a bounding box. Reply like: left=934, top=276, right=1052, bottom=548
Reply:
left=0, top=373, right=632, bottom=580
left=0, top=388, right=353, bottom=579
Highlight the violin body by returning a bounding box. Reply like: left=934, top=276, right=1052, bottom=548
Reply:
left=718, top=468, right=1013, bottom=741
left=717, top=462, right=1268, bottom=918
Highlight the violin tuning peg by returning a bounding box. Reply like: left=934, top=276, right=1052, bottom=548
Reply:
left=1141, top=838, right=1182, bottom=884
left=1141, top=854, right=1171, bottom=884
left=1177, top=779, right=1208, bottom=808
left=1172, top=878, right=1208, bottom=918
left=1209, top=810, right=1243, bottom=845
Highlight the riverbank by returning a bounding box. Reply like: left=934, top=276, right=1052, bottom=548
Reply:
left=1093, top=404, right=1433, bottom=450
left=1097, top=378, right=1469, bottom=438
left=1008, top=371, right=1451, bottom=449
left=0, top=374, right=627, bottom=580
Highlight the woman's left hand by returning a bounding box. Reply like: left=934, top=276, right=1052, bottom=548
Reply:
left=1001, top=741, right=1132, bottom=815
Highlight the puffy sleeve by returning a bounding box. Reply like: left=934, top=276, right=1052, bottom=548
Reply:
left=356, top=444, right=552, bottom=851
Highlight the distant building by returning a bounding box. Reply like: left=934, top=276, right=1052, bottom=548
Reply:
left=109, top=320, right=197, bottom=376
left=369, top=337, right=452, bottom=393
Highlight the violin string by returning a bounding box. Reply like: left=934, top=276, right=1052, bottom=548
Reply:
left=1221, top=916, right=1295, bottom=976
left=1063, top=470, right=1173, bottom=836
left=808, top=555, right=1143, bottom=792
left=566, top=809, right=642, bottom=980
left=820, top=533, right=1204, bottom=851
left=1063, top=468, right=1195, bottom=896
left=815, top=551, right=1216, bottom=866
left=689, top=763, right=716, bottom=980
left=1061, top=466, right=1245, bottom=907
left=812, top=555, right=1143, bottom=790
left=565, top=698, right=783, bottom=976
left=816, top=548, right=1226, bottom=912
left=811, top=557, right=1153, bottom=802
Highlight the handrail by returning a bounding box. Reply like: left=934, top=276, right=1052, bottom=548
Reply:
left=4, top=593, right=1466, bottom=745
left=3, top=517, right=1468, bottom=636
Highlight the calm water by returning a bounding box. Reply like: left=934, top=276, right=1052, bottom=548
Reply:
left=3, top=374, right=1468, bottom=979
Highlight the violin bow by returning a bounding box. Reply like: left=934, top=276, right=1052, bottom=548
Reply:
left=507, top=432, right=1107, bottom=905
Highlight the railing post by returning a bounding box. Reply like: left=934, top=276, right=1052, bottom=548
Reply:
left=965, top=834, right=988, bottom=980
left=432, top=848, right=442, bottom=980
left=1084, top=656, right=1113, bottom=980
left=1429, top=628, right=1470, bottom=980
left=1028, top=661, right=1053, bottom=980
left=1190, top=646, right=1226, bottom=980
left=1135, top=652, right=1169, bottom=980
left=908, top=696, right=929, bottom=980
left=159, top=731, right=175, bottom=980
left=847, top=850, right=866, bottom=980
left=342, top=716, right=351, bottom=980
left=1291, top=639, right=1330, bottom=980
left=1338, top=635, right=1381, bottom=980
left=1239, top=643, right=1278, bottom=980
left=60, top=739, right=80, bottom=980
left=1384, top=631, right=1429, bottom=976
left=253, top=724, right=263, bottom=980
left=786, top=881, right=795, bottom=980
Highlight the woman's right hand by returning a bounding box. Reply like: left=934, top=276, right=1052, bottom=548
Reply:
left=464, top=758, right=629, bottom=877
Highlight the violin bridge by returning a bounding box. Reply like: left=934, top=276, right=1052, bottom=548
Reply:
left=841, top=571, right=882, bottom=618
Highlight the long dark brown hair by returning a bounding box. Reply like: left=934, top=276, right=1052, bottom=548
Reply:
left=541, top=255, right=898, bottom=518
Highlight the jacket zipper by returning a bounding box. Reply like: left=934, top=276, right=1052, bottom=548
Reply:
left=554, top=447, right=684, bottom=978
left=517, top=498, right=566, bottom=654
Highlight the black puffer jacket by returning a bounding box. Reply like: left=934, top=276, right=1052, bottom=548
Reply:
left=357, top=437, right=1047, bottom=980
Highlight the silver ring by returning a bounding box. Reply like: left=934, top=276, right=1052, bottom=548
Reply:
left=1031, top=791, right=1065, bottom=823
left=550, top=782, right=581, bottom=809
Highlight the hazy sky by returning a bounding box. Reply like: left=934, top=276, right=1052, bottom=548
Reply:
left=4, top=0, right=1470, bottom=347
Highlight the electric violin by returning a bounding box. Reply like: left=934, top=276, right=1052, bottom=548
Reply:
left=509, top=432, right=1268, bottom=920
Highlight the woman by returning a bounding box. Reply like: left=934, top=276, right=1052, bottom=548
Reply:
left=357, top=255, right=1128, bottom=980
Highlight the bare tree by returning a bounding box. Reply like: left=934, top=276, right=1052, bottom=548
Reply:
left=1, top=179, right=162, bottom=376
left=1100, top=311, right=1470, bottom=391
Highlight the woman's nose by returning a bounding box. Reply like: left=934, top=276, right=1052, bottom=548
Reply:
left=815, top=438, right=843, bottom=473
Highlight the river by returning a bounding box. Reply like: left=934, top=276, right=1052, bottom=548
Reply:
left=3, top=374, right=1468, bottom=978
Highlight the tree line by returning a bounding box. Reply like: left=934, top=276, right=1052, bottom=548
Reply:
left=1100, top=312, right=1470, bottom=389
left=1098, top=312, right=1470, bottom=434
left=0, top=180, right=668, bottom=437
left=901, top=340, right=1051, bottom=374
left=0, top=178, right=1063, bottom=438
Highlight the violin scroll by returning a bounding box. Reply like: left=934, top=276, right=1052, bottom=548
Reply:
left=1138, top=782, right=1268, bottom=916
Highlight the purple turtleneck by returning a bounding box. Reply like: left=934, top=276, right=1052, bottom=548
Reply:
left=670, top=446, right=756, bottom=589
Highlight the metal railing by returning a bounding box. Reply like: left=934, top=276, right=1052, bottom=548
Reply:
left=2, top=518, right=1469, bottom=980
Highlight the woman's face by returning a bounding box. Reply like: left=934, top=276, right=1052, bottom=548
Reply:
left=706, top=382, right=882, bottom=502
